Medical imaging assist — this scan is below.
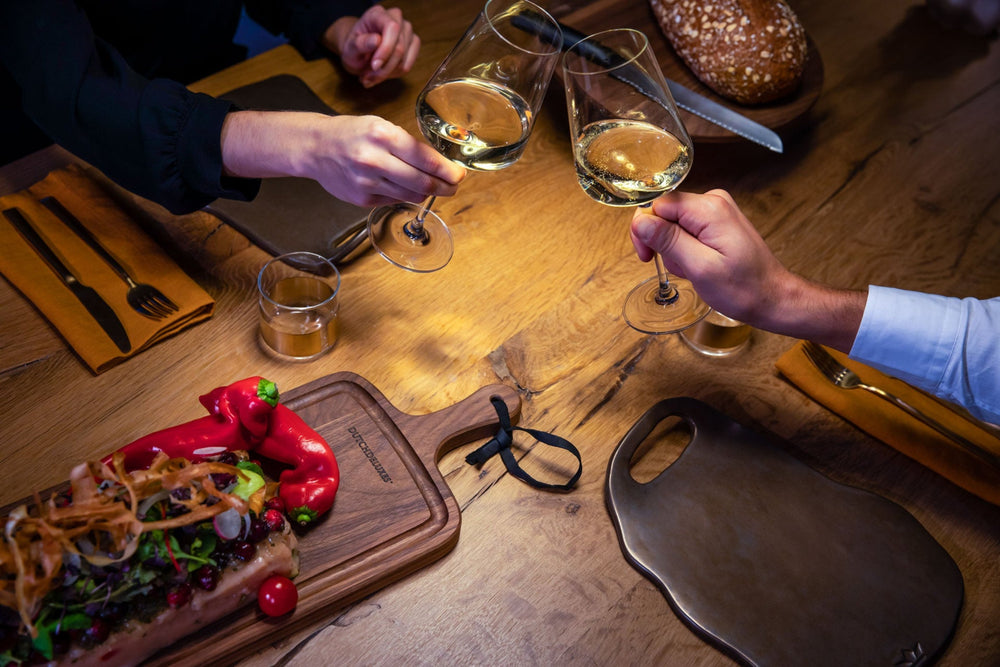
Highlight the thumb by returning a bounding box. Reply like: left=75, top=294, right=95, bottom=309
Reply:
left=631, top=213, right=681, bottom=261
left=353, top=32, right=381, bottom=57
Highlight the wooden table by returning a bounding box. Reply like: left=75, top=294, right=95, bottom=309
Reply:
left=2, top=0, right=998, bottom=664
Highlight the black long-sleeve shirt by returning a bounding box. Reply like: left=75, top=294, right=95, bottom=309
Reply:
left=0, top=0, right=370, bottom=213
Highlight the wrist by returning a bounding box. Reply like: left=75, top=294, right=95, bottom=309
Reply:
left=759, top=274, right=867, bottom=353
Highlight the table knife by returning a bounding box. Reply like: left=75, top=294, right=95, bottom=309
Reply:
left=512, top=13, right=783, bottom=153
left=3, top=207, right=132, bottom=353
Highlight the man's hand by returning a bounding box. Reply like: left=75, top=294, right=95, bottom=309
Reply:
left=630, top=189, right=867, bottom=352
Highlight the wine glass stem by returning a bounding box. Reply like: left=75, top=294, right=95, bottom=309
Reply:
left=653, top=254, right=679, bottom=306
left=403, top=196, right=438, bottom=244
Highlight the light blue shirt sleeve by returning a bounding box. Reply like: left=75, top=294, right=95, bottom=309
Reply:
left=849, top=286, right=1000, bottom=424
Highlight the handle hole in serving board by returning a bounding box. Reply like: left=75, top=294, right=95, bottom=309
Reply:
left=628, top=415, right=690, bottom=484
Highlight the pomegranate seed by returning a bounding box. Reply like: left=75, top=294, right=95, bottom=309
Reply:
left=166, top=583, right=192, bottom=608
left=194, top=565, right=219, bottom=591
left=232, top=541, right=256, bottom=562
left=264, top=496, right=285, bottom=512
left=263, top=509, right=285, bottom=533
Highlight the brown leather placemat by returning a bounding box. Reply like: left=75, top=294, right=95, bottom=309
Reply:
left=208, top=75, right=370, bottom=262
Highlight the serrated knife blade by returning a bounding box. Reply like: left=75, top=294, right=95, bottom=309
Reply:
left=664, top=79, right=783, bottom=153
left=512, top=13, right=783, bottom=153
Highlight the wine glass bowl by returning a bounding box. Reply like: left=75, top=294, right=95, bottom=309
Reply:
left=368, top=0, right=562, bottom=272
left=562, top=28, right=709, bottom=333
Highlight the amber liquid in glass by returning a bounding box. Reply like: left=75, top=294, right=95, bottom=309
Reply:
left=259, top=276, right=339, bottom=359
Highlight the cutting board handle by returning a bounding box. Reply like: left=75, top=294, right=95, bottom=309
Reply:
left=426, top=383, right=522, bottom=462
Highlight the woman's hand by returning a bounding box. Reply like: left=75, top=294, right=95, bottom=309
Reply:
left=220, top=111, right=465, bottom=208
left=325, top=5, right=420, bottom=87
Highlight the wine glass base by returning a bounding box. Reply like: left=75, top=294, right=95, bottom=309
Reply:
left=623, top=275, right=711, bottom=335
left=367, top=202, right=454, bottom=273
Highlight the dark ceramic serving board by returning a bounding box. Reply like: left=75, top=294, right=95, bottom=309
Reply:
left=606, top=398, right=963, bottom=667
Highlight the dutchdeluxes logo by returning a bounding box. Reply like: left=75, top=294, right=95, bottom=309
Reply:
left=348, top=426, right=392, bottom=483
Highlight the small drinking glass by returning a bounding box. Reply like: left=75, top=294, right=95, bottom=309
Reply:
left=257, top=252, right=340, bottom=361
left=680, top=311, right=752, bottom=357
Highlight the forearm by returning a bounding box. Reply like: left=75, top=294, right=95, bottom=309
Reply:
left=220, top=110, right=319, bottom=180
left=753, top=273, right=868, bottom=353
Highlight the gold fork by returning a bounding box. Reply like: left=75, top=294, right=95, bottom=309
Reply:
left=802, top=341, right=1000, bottom=469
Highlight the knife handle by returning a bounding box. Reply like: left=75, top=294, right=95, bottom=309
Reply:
left=40, top=197, right=131, bottom=282
left=3, top=207, right=78, bottom=286
left=512, top=12, right=621, bottom=67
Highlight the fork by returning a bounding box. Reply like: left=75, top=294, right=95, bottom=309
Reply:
left=40, top=197, right=179, bottom=319
left=802, top=341, right=1000, bottom=468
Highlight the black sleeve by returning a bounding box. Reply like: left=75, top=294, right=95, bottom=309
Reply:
left=0, top=0, right=260, bottom=214
left=244, top=0, right=375, bottom=59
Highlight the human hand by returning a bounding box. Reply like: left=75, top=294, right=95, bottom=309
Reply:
left=325, top=5, right=420, bottom=87
left=304, top=114, right=464, bottom=207
left=629, top=189, right=788, bottom=324
left=629, top=189, right=867, bottom=351
left=220, top=111, right=465, bottom=208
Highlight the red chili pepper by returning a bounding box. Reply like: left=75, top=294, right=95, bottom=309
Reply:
left=103, top=377, right=279, bottom=471
left=254, top=404, right=340, bottom=527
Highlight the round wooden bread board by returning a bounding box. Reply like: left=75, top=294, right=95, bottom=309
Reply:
left=556, top=0, right=824, bottom=143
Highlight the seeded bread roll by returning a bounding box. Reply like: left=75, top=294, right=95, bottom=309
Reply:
left=649, top=0, right=808, bottom=105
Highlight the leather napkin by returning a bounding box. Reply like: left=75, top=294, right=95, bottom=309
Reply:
left=0, top=165, right=214, bottom=374
left=777, top=341, right=1000, bottom=506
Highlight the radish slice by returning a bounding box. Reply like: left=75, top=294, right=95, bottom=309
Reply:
left=212, top=508, right=242, bottom=540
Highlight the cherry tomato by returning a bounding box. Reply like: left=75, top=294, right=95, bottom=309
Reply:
left=258, top=575, right=298, bottom=617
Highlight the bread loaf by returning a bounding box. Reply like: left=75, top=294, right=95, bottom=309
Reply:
left=649, top=0, right=808, bottom=105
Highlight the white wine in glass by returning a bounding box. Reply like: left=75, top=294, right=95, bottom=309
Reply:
left=367, top=0, right=562, bottom=273
left=562, top=28, right=709, bottom=333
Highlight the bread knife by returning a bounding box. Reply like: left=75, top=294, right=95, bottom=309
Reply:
left=3, top=206, right=132, bottom=354
left=513, top=13, right=784, bottom=153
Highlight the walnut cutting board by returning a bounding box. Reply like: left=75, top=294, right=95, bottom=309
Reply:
left=606, top=398, right=963, bottom=667
left=148, top=372, right=520, bottom=665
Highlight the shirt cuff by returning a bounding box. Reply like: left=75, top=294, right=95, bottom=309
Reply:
left=849, top=285, right=962, bottom=393
left=174, top=93, right=260, bottom=210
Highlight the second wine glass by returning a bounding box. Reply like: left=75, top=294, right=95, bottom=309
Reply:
left=562, top=28, right=710, bottom=333
left=367, top=0, right=563, bottom=272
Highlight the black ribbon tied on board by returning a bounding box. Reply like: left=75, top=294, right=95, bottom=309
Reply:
left=465, top=396, right=582, bottom=492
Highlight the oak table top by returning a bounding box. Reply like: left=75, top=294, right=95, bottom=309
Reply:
left=1, top=0, right=998, bottom=665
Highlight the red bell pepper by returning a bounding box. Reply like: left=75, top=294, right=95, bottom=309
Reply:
left=103, top=377, right=279, bottom=471
left=254, top=404, right=340, bottom=527
left=105, top=377, right=339, bottom=527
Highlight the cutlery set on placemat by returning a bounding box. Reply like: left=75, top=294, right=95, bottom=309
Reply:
left=0, top=164, right=215, bottom=372
left=3, top=199, right=177, bottom=354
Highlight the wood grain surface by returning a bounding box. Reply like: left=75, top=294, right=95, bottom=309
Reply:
left=1, top=1, right=999, bottom=666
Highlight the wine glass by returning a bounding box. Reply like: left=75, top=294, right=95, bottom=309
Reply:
left=367, top=0, right=563, bottom=273
left=562, top=28, right=710, bottom=333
